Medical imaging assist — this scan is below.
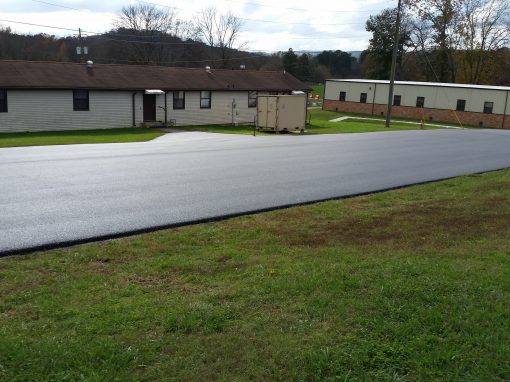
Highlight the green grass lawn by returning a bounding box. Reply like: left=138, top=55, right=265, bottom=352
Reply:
left=0, top=128, right=165, bottom=148
left=1, top=170, right=510, bottom=381
left=177, top=109, right=443, bottom=135
left=310, top=83, right=325, bottom=98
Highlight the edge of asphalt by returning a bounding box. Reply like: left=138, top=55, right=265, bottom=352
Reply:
left=1, top=166, right=508, bottom=259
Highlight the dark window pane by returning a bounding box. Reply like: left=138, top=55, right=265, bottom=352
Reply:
left=393, top=95, right=401, bottom=106
left=173, top=91, right=185, bottom=110
left=456, top=99, right=466, bottom=111
left=360, top=93, right=367, bottom=103
left=483, top=101, right=493, bottom=114
left=73, top=89, right=89, bottom=111
left=248, top=91, right=257, bottom=108
left=339, top=91, right=346, bottom=101
left=416, top=97, right=425, bottom=108
left=200, top=91, right=211, bottom=109
left=0, top=89, right=7, bottom=113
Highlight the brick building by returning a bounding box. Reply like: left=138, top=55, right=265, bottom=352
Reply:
left=323, top=79, right=510, bottom=129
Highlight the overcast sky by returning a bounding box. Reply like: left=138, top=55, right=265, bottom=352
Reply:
left=0, top=0, right=396, bottom=52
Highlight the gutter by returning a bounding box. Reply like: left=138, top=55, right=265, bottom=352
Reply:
left=132, top=91, right=137, bottom=126
left=164, top=91, right=168, bottom=125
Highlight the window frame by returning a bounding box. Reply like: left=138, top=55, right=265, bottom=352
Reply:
left=73, top=89, right=89, bottom=111
left=200, top=90, right=211, bottom=109
left=0, top=89, right=7, bottom=113
left=173, top=91, right=185, bottom=110
left=248, top=91, right=257, bottom=108
left=483, top=101, right=494, bottom=114
left=393, top=95, right=401, bottom=106
left=339, top=91, right=346, bottom=102
left=360, top=93, right=367, bottom=103
left=416, top=96, right=425, bottom=108
left=456, top=99, right=466, bottom=112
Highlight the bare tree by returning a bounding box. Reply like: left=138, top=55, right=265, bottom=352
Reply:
left=458, top=0, right=510, bottom=83
left=408, top=0, right=463, bottom=82
left=194, top=7, right=246, bottom=68
left=114, top=3, right=180, bottom=64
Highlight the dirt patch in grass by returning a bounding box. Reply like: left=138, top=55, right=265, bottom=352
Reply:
left=240, top=192, right=510, bottom=252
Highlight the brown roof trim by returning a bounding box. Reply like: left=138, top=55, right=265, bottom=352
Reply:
left=0, top=60, right=309, bottom=92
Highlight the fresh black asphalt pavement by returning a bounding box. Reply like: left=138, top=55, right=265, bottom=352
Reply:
left=1, top=128, right=510, bottom=255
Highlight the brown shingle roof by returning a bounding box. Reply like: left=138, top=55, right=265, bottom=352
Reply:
left=0, top=60, right=309, bottom=92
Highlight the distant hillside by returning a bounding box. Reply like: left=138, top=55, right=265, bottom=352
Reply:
left=294, top=50, right=364, bottom=59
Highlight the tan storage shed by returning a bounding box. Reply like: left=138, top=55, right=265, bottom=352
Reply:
left=256, top=93, right=307, bottom=133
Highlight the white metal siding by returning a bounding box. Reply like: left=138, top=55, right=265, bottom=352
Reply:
left=167, top=91, right=259, bottom=126
left=325, top=80, right=510, bottom=115
left=0, top=90, right=134, bottom=132
left=0, top=90, right=271, bottom=132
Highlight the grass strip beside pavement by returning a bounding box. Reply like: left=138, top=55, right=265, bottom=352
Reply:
left=1, top=169, right=510, bottom=381
left=177, top=109, right=444, bottom=135
left=0, top=128, right=165, bottom=148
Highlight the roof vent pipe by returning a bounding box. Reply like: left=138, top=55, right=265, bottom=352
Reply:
left=86, top=60, right=93, bottom=68
left=240, top=65, right=246, bottom=70
left=205, top=66, right=211, bottom=72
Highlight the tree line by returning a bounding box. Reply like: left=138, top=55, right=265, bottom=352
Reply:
left=0, top=0, right=508, bottom=85
left=362, top=0, right=510, bottom=85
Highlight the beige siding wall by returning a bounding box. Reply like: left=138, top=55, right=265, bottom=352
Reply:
left=166, top=91, right=262, bottom=126
left=0, top=90, right=273, bottom=132
left=325, top=80, right=510, bottom=115
left=0, top=90, right=134, bottom=132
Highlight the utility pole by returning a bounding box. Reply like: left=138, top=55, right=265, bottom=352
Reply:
left=76, top=28, right=88, bottom=63
left=385, top=0, right=403, bottom=128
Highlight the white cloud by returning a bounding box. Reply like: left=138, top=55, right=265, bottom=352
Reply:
left=0, top=0, right=393, bottom=51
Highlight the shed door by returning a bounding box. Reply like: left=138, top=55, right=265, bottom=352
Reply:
left=257, top=97, right=277, bottom=128
left=143, top=94, right=156, bottom=122
left=266, top=97, right=277, bottom=128
left=257, top=97, right=267, bottom=127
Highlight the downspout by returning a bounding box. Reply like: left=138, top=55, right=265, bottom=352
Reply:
left=502, top=90, right=509, bottom=129
left=164, top=91, right=168, bottom=125
left=132, top=91, right=137, bottom=127
left=371, top=82, right=377, bottom=116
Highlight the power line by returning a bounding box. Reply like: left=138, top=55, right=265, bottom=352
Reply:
left=0, top=18, right=79, bottom=33
left=140, top=0, right=394, bottom=14
left=88, top=54, right=274, bottom=65
left=0, top=18, right=370, bottom=43
left=27, top=0, right=377, bottom=28
left=30, top=0, right=83, bottom=11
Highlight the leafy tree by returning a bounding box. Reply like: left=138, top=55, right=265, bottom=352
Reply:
left=317, top=50, right=355, bottom=78
left=282, top=48, right=298, bottom=76
left=364, top=8, right=412, bottom=80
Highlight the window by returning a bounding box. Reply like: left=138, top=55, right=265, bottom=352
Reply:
left=173, top=91, right=185, bottom=110
left=416, top=96, right=425, bottom=108
left=360, top=93, right=367, bottom=103
left=0, top=89, right=7, bottom=113
left=248, top=91, right=257, bottom=108
left=393, top=95, right=401, bottom=106
left=200, top=91, right=211, bottom=109
left=73, top=90, right=89, bottom=111
left=339, top=91, right=346, bottom=101
left=484, top=101, right=493, bottom=114
left=456, top=99, right=466, bottom=111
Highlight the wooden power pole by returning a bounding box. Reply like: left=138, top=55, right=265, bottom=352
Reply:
left=385, top=0, right=403, bottom=128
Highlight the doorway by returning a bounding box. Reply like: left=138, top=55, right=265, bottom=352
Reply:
left=143, top=94, right=156, bottom=122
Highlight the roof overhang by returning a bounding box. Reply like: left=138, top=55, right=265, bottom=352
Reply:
left=145, top=89, right=165, bottom=95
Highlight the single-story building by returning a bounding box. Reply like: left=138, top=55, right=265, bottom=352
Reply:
left=0, top=60, right=308, bottom=132
left=324, top=79, right=510, bottom=129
